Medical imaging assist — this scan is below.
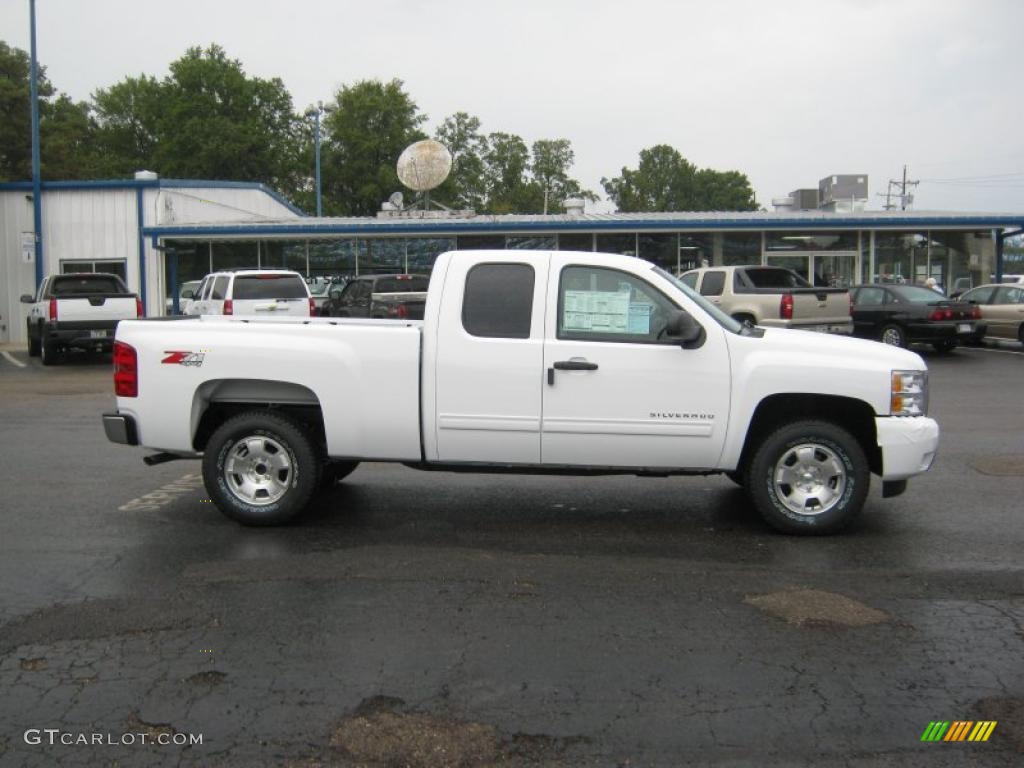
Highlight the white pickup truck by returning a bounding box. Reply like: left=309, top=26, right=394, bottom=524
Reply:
left=22, top=273, right=142, bottom=365
left=102, top=250, right=939, bottom=535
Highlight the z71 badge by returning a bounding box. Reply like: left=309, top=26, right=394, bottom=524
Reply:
left=161, top=350, right=205, bottom=367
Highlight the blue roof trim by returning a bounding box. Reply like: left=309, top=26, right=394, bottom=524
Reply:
left=0, top=178, right=305, bottom=216
left=142, top=214, right=1024, bottom=239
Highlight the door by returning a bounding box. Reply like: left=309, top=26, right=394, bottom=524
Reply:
left=336, top=280, right=371, bottom=317
left=851, top=285, right=888, bottom=337
left=541, top=255, right=731, bottom=469
left=989, top=286, right=1024, bottom=339
left=433, top=253, right=550, bottom=464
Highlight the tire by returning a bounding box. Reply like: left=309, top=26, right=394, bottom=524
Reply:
left=320, top=460, right=360, bottom=491
left=202, top=410, right=322, bottom=526
left=1018, top=324, right=1024, bottom=346
left=932, top=340, right=956, bottom=353
left=746, top=420, right=869, bottom=535
left=27, top=321, right=40, bottom=357
left=878, top=324, right=906, bottom=348
left=40, top=334, right=59, bottom=366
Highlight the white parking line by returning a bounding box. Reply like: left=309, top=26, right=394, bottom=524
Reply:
left=962, top=343, right=1024, bottom=357
left=119, top=473, right=205, bottom=512
left=1, top=351, right=27, bottom=368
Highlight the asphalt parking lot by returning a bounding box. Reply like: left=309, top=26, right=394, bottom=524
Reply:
left=0, top=342, right=1022, bottom=767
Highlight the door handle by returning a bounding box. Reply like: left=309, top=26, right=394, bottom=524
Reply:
left=548, top=359, right=598, bottom=386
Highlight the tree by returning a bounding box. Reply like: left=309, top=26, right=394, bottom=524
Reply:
left=530, top=139, right=597, bottom=214
left=0, top=41, right=97, bottom=181
left=92, top=45, right=301, bottom=194
left=320, top=79, right=426, bottom=216
left=434, top=112, right=487, bottom=210
left=603, top=144, right=757, bottom=212
left=482, top=132, right=531, bottom=214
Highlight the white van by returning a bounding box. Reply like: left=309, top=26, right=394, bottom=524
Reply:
left=186, top=270, right=313, bottom=317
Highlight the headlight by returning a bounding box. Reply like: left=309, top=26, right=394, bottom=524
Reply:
left=891, top=370, right=928, bottom=416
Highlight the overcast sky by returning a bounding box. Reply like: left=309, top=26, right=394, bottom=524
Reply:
left=3, top=0, right=1023, bottom=213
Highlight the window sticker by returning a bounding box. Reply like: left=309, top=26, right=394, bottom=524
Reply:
left=563, top=290, right=631, bottom=333
left=628, top=302, right=653, bottom=334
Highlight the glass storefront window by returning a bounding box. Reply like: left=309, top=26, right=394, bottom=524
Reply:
left=558, top=233, right=593, bottom=251
left=364, top=238, right=405, bottom=274
left=766, top=231, right=858, bottom=252
left=678, top=234, right=712, bottom=273
left=458, top=235, right=506, bottom=250
left=261, top=241, right=308, bottom=273
left=507, top=235, right=556, bottom=250
left=874, top=232, right=926, bottom=284
left=638, top=233, right=676, bottom=272
left=720, top=232, right=760, bottom=266
left=407, top=238, right=454, bottom=273
left=596, top=233, right=636, bottom=256
left=308, top=239, right=358, bottom=278
left=211, top=241, right=258, bottom=272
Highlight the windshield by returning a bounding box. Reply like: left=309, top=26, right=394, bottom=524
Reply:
left=652, top=266, right=744, bottom=334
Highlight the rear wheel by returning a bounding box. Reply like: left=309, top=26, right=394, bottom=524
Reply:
left=40, top=334, right=59, bottom=366
left=878, top=324, right=906, bottom=348
left=202, top=410, right=321, bottom=526
left=27, top=321, right=40, bottom=357
left=746, top=420, right=869, bottom=535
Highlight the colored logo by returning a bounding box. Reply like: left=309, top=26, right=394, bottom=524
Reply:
left=921, top=721, right=997, bottom=742
left=161, top=350, right=205, bottom=367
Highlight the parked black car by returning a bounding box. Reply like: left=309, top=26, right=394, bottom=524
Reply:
left=850, top=284, right=985, bottom=351
left=322, top=274, right=430, bottom=319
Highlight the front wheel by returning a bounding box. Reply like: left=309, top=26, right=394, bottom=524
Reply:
left=746, top=420, right=869, bottom=535
left=202, top=410, right=321, bottom=526
left=878, top=324, right=906, bottom=348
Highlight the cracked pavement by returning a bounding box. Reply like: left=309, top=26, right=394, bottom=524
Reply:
left=0, top=346, right=1021, bottom=766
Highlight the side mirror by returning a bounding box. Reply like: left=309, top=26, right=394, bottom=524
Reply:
left=20, top=294, right=35, bottom=303
left=665, top=309, right=705, bottom=348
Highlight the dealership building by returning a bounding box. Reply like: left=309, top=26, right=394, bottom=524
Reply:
left=2, top=174, right=1022, bottom=345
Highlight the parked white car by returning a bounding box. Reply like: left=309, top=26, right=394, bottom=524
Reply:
left=185, top=270, right=313, bottom=317
left=103, top=250, right=939, bottom=535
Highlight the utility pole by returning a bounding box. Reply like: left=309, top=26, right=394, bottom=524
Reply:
left=877, top=166, right=919, bottom=211
left=30, top=0, right=43, bottom=290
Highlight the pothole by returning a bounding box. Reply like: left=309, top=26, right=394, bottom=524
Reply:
left=186, top=670, right=226, bottom=686
left=329, top=695, right=574, bottom=767
left=745, top=588, right=890, bottom=627
left=969, top=455, right=1024, bottom=477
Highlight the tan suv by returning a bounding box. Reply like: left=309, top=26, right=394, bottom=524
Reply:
left=679, top=265, right=852, bottom=333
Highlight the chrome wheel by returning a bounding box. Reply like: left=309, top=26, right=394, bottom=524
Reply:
left=222, top=435, right=294, bottom=506
left=772, top=443, right=847, bottom=517
left=880, top=326, right=904, bottom=346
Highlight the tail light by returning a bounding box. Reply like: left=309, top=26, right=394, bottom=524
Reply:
left=113, top=342, right=138, bottom=397
left=970, top=305, right=981, bottom=319
left=780, top=293, right=794, bottom=320
left=928, top=308, right=954, bottom=321
left=48, top=298, right=58, bottom=321
left=136, top=297, right=144, bottom=317
left=309, top=297, right=317, bottom=315
left=223, top=299, right=233, bottom=316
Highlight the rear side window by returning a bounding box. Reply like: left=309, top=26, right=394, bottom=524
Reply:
left=700, top=271, right=726, bottom=296
left=742, top=267, right=810, bottom=289
left=854, top=287, right=886, bottom=306
left=375, top=276, right=430, bottom=293
left=232, top=275, right=309, bottom=300
left=462, top=263, right=535, bottom=339
left=49, top=275, right=127, bottom=296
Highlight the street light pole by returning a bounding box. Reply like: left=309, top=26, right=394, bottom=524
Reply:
left=29, top=0, right=43, bottom=289
left=305, top=102, right=324, bottom=217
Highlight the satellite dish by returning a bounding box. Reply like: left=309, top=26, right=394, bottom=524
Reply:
left=389, top=191, right=405, bottom=210
left=397, top=139, right=452, bottom=192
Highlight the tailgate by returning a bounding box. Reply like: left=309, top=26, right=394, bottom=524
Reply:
left=789, top=289, right=850, bottom=323
left=56, top=296, right=137, bottom=323
left=233, top=298, right=310, bottom=316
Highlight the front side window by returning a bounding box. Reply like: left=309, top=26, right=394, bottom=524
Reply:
left=679, top=272, right=698, bottom=289
left=994, top=286, right=1024, bottom=305
left=558, top=266, right=675, bottom=343
left=462, top=263, right=535, bottom=339
left=211, top=276, right=229, bottom=300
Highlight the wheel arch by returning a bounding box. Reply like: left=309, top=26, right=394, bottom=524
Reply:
left=737, top=393, right=881, bottom=477
left=191, top=379, right=325, bottom=452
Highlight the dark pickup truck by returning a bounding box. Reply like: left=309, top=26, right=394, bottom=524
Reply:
left=322, top=274, right=429, bottom=319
